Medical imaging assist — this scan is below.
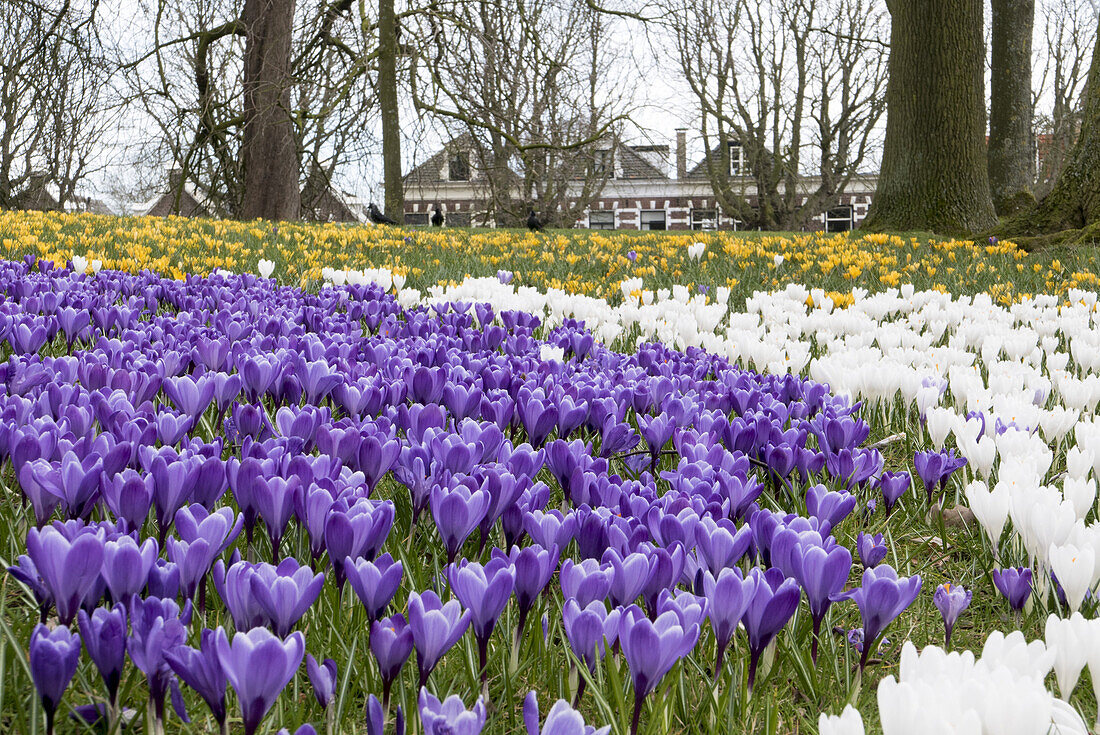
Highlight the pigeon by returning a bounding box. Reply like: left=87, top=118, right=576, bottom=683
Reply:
left=369, top=203, right=398, bottom=226
left=431, top=206, right=444, bottom=227
left=526, top=209, right=542, bottom=232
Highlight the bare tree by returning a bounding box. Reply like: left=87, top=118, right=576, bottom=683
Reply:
left=410, top=0, right=632, bottom=226
left=1031, top=0, right=1096, bottom=197
left=122, top=0, right=383, bottom=219
left=0, top=1, right=116, bottom=209
left=666, top=0, right=887, bottom=230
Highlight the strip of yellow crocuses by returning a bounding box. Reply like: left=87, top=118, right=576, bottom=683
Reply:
left=0, top=209, right=1091, bottom=306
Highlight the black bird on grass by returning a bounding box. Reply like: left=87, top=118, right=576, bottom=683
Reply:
left=526, top=209, right=542, bottom=232
left=369, top=203, right=398, bottom=226
left=431, top=206, right=444, bottom=227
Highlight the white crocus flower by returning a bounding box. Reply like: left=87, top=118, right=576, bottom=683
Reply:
left=818, top=706, right=863, bottom=735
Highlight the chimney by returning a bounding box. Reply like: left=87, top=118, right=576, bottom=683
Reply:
left=675, top=129, right=687, bottom=179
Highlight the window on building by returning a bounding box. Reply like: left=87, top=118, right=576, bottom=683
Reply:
left=640, top=210, right=666, bottom=231
left=448, top=151, right=471, bottom=181
left=592, top=150, right=614, bottom=178
left=589, top=211, right=615, bottom=230
left=825, top=205, right=853, bottom=232
left=728, top=142, right=745, bottom=176
left=691, top=209, right=718, bottom=231
left=447, top=211, right=472, bottom=227
left=405, top=213, right=429, bottom=226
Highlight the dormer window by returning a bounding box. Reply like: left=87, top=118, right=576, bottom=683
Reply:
left=448, top=151, right=470, bottom=181
left=593, top=149, right=614, bottom=178
left=728, top=142, right=745, bottom=176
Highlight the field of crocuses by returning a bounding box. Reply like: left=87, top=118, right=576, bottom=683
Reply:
left=3, top=210, right=1100, bottom=735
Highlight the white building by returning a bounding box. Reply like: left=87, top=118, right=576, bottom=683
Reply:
left=403, top=130, right=877, bottom=231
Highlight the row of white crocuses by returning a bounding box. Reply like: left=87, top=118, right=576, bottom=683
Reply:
left=822, top=621, right=1095, bottom=735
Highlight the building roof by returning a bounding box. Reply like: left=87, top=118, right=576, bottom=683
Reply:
left=617, top=145, right=669, bottom=180
left=403, top=135, right=673, bottom=186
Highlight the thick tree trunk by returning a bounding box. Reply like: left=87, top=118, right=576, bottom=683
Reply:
left=988, top=0, right=1035, bottom=216
left=1012, top=16, right=1100, bottom=235
left=860, top=0, right=996, bottom=234
left=239, top=0, right=301, bottom=221
left=378, top=0, right=403, bottom=223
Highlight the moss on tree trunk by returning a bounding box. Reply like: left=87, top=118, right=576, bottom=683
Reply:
left=861, top=0, right=997, bottom=235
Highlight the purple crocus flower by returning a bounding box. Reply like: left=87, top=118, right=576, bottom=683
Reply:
left=418, top=690, right=486, bottom=735
left=128, top=596, right=192, bottom=731
left=992, top=567, right=1033, bottom=611
left=933, top=583, right=972, bottom=648
left=524, top=510, right=576, bottom=551
left=602, top=548, right=653, bottom=608
left=505, top=544, right=559, bottom=644
left=790, top=542, right=852, bottom=663
left=148, top=558, right=181, bottom=599
left=366, top=694, right=406, bottom=735
left=370, top=614, right=414, bottom=708
left=102, top=535, right=158, bottom=604
left=561, top=598, right=621, bottom=694
left=804, top=485, right=857, bottom=536
left=913, top=449, right=967, bottom=503
left=250, top=557, right=325, bottom=638
left=637, top=414, right=675, bottom=469
left=694, top=517, right=753, bottom=575
left=523, top=691, right=610, bottom=735
left=833, top=564, right=922, bottom=669
left=857, top=532, right=887, bottom=569
left=497, top=270, right=514, bottom=284
left=346, top=554, right=403, bottom=623
left=353, top=431, right=401, bottom=495
left=560, top=558, right=613, bottom=607
left=30, top=623, right=82, bottom=735
left=741, top=567, right=800, bottom=691
left=618, top=604, right=700, bottom=735
left=701, top=568, right=753, bottom=678
left=163, top=374, right=217, bottom=419
left=212, top=560, right=266, bottom=631
left=449, top=557, right=515, bottom=682
left=407, top=590, right=471, bottom=690
left=517, top=392, right=560, bottom=448
left=626, top=250, right=637, bottom=262
left=25, top=524, right=105, bottom=625
left=877, top=471, right=910, bottom=518
left=429, top=480, right=490, bottom=563
left=100, top=469, right=154, bottom=532
left=21, top=451, right=104, bottom=520
left=77, top=605, right=127, bottom=707
left=323, top=499, right=395, bottom=588
left=214, top=627, right=305, bottom=735
left=165, top=628, right=228, bottom=728
left=253, top=475, right=301, bottom=562
left=305, top=654, right=337, bottom=709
